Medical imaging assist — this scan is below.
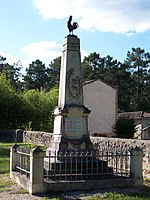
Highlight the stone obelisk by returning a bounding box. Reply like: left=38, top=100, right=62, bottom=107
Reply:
left=45, top=19, right=112, bottom=179
left=48, top=34, right=93, bottom=153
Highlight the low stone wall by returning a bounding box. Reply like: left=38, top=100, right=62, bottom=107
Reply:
left=10, top=145, right=142, bottom=194
left=91, top=137, right=150, bottom=179
left=23, top=131, right=52, bottom=147
left=22, top=131, right=150, bottom=179
left=0, top=129, right=23, bottom=142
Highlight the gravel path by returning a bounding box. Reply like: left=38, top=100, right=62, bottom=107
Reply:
left=0, top=174, right=150, bottom=200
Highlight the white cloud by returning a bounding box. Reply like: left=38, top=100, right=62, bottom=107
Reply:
left=21, top=40, right=88, bottom=65
left=1, top=40, right=89, bottom=75
left=33, top=0, right=150, bottom=34
left=0, top=52, right=19, bottom=65
left=80, top=49, right=89, bottom=61
left=0, top=51, right=30, bottom=74
left=21, top=41, right=62, bottom=65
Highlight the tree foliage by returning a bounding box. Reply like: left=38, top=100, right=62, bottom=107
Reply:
left=48, top=56, right=61, bottom=88
left=0, top=56, right=22, bottom=90
left=22, top=88, right=58, bottom=131
left=23, top=58, right=61, bottom=91
left=124, top=47, right=150, bottom=111
left=23, top=59, right=51, bottom=91
left=1, top=46, right=150, bottom=131
left=0, top=73, right=58, bottom=131
left=0, top=74, right=27, bottom=129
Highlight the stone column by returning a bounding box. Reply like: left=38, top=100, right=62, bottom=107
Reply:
left=10, top=144, right=20, bottom=178
left=130, top=146, right=143, bottom=186
left=29, top=147, right=44, bottom=194
left=47, top=35, right=93, bottom=153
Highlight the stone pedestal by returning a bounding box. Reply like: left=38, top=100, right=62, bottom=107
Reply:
left=47, top=35, right=93, bottom=154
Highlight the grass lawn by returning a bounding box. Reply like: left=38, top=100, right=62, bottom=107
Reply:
left=0, top=142, right=24, bottom=193
left=0, top=142, right=15, bottom=173
left=0, top=142, right=150, bottom=200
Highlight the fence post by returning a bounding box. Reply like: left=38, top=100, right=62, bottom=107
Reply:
left=29, top=146, right=44, bottom=195
left=10, top=144, right=20, bottom=178
left=130, top=146, right=143, bottom=186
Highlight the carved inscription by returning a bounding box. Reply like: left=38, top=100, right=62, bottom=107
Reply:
left=66, top=68, right=82, bottom=98
left=65, top=117, right=86, bottom=136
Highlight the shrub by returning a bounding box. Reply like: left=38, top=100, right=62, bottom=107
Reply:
left=112, top=117, right=136, bottom=139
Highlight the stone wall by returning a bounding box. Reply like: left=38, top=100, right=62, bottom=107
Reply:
left=91, top=137, right=150, bottom=179
left=23, top=131, right=52, bottom=147
left=0, top=129, right=23, bottom=142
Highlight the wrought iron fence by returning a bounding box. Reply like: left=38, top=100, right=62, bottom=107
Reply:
left=44, top=149, right=131, bottom=181
left=16, top=148, right=30, bottom=177
left=14, top=147, right=131, bottom=181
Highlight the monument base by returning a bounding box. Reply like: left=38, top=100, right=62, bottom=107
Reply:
left=44, top=153, right=113, bottom=181
left=47, top=135, right=94, bottom=154
left=47, top=105, right=93, bottom=154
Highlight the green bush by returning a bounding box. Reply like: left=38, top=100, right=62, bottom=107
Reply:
left=112, top=117, right=136, bottom=139
left=0, top=73, right=58, bottom=131
left=22, top=87, right=58, bottom=132
left=0, top=74, right=28, bottom=129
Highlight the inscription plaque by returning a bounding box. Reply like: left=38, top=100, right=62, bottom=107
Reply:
left=65, top=117, right=87, bottom=137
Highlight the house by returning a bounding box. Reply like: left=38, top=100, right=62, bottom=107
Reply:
left=118, top=111, right=150, bottom=139
left=83, top=80, right=117, bottom=137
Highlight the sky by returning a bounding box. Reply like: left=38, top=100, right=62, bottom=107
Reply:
left=1, top=0, right=150, bottom=73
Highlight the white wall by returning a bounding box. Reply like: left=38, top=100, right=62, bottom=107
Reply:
left=83, top=80, right=117, bottom=136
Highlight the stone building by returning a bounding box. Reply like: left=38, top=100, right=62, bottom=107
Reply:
left=83, top=80, right=117, bottom=137
left=118, top=111, right=150, bottom=139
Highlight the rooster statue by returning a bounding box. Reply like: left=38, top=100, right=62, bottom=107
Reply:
left=67, top=16, right=79, bottom=35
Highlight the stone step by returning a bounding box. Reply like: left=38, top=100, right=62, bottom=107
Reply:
left=44, top=157, right=113, bottom=180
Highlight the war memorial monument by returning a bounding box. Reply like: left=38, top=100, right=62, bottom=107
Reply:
left=44, top=16, right=111, bottom=179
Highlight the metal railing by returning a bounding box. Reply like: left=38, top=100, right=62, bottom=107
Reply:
left=16, top=148, right=30, bottom=176
left=44, top=149, right=130, bottom=181
left=14, top=146, right=131, bottom=181
left=10, top=144, right=143, bottom=194
left=99, top=149, right=130, bottom=177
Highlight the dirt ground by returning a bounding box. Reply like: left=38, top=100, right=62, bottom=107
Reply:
left=0, top=174, right=150, bottom=200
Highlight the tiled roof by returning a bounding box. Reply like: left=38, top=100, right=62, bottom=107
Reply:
left=118, top=111, right=150, bottom=119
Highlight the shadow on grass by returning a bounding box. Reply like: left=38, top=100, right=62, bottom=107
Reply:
left=31, top=185, right=150, bottom=200
left=0, top=147, right=10, bottom=158
left=112, top=185, right=150, bottom=199
left=0, top=159, right=9, bottom=174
